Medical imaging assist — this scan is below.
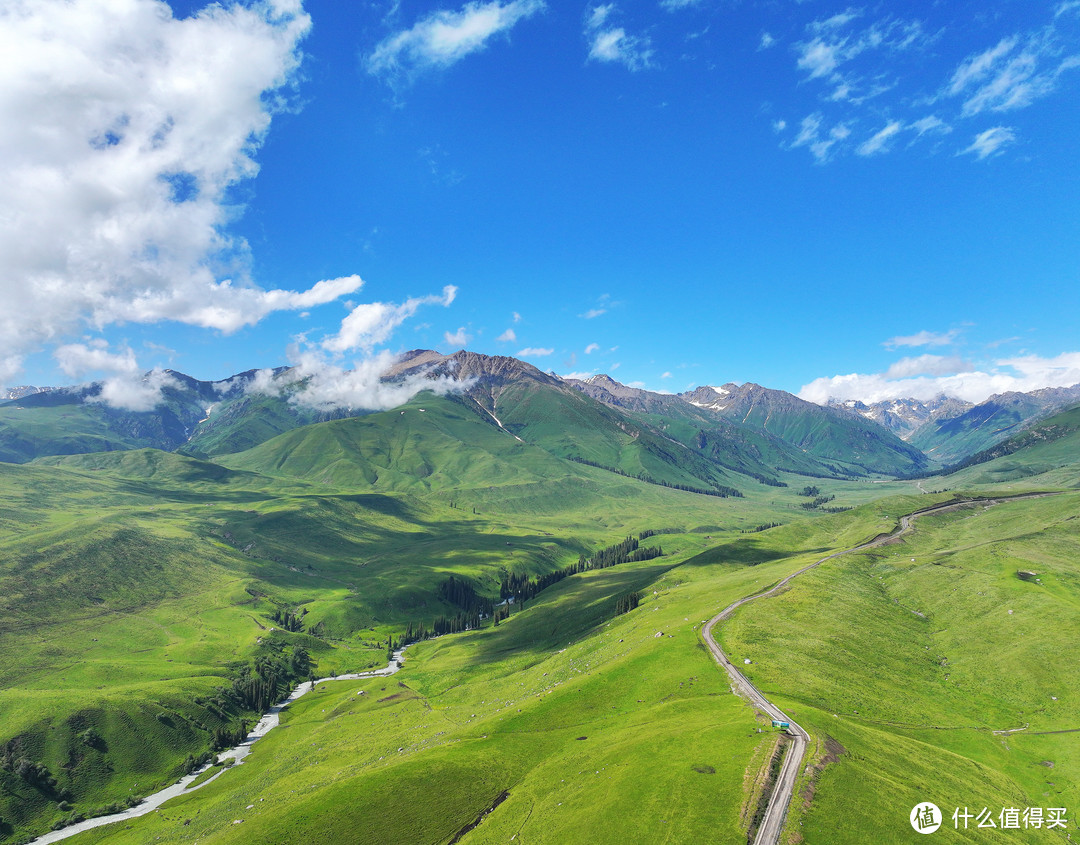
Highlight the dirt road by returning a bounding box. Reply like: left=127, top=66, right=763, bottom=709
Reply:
left=702, top=493, right=1056, bottom=845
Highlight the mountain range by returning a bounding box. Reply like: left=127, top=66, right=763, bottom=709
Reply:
left=4, top=350, right=1078, bottom=479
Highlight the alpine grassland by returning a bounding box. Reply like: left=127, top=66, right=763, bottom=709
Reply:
left=30, top=500, right=909, bottom=844
left=721, top=491, right=1080, bottom=842
left=4, top=386, right=1079, bottom=843
left=0, top=424, right=842, bottom=842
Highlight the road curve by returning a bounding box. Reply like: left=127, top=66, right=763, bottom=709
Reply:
left=702, top=493, right=1057, bottom=845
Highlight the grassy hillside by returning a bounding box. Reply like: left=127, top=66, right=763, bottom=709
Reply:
left=909, top=393, right=1052, bottom=464
left=934, top=404, right=1080, bottom=490
left=0, top=440, right=820, bottom=842
left=722, top=492, right=1080, bottom=842
left=53, top=510, right=901, bottom=845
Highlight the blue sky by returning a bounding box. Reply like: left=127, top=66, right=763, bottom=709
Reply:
left=2, top=0, right=1079, bottom=408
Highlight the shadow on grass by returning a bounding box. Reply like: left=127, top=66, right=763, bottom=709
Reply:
left=460, top=561, right=679, bottom=667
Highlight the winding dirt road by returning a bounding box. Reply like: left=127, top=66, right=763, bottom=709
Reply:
left=702, top=493, right=1056, bottom=845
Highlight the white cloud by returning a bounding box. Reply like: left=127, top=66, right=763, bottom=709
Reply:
left=856, top=120, right=903, bottom=156
left=794, top=15, right=929, bottom=103
left=517, top=346, right=554, bottom=357
left=287, top=348, right=466, bottom=412
left=585, top=342, right=600, bottom=354
left=961, top=126, right=1017, bottom=159
left=497, top=327, right=517, bottom=342
left=94, top=368, right=180, bottom=412
left=323, top=286, right=457, bottom=354
left=55, top=340, right=139, bottom=380
left=585, top=5, right=653, bottom=71
left=444, top=325, right=471, bottom=348
left=0, top=0, right=346, bottom=385
left=799, top=351, right=1080, bottom=405
left=772, top=119, right=787, bottom=133
left=588, top=28, right=654, bottom=70
left=789, top=113, right=851, bottom=162
left=512, top=311, right=522, bottom=323
left=910, top=115, right=951, bottom=136
left=945, top=34, right=1080, bottom=117
left=661, top=371, right=672, bottom=379
left=367, top=0, right=545, bottom=81
left=54, top=338, right=179, bottom=410
left=884, top=355, right=973, bottom=379
left=588, top=3, right=614, bottom=28
left=884, top=329, right=961, bottom=349
left=759, top=32, right=777, bottom=51
left=660, top=0, right=700, bottom=10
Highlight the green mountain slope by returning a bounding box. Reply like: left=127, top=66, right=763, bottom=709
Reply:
left=681, top=383, right=929, bottom=476
left=911, top=391, right=1062, bottom=463
left=569, top=374, right=850, bottom=482
left=938, top=402, right=1080, bottom=488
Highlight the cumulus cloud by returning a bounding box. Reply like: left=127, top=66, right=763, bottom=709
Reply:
left=517, top=347, right=554, bottom=357
left=961, top=126, right=1017, bottom=159
left=324, top=286, right=457, bottom=354
left=585, top=4, right=653, bottom=71
left=799, top=351, right=1080, bottom=405
left=54, top=338, right=179, bottom=410
left=0, top=0, right=362, bottom=388
left=94, top=368, right=180, bottom=412
left=512, top=311, right=522, bottom=323
left=234, top=283, right=468, bottom=411
left=285, top=348, right=466, bottom=412
left=584, top=343, right=600, bottom=354
left=366, top=0, right=544, bottom=82
left=497, top=328, right=517, bottom=342
left=444, top=325, right=471, bottom=348
left=884, top=329, right=961, bottom=349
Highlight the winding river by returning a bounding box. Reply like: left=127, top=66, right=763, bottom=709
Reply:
left=29, top=649, right=407, bottom=845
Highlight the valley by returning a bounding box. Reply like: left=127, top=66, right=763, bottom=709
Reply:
left=1, top=354, right=1078, bottom=843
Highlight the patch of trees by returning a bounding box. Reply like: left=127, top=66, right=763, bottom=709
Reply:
left=615, top=592, right=641, bottom=616
left=211, top=723, right=249, bottom=752
left=741, top=522, right=781, bottom=533
left=798, top=485, right=821, bottom=497
left=438, top=576, right=494, bottom=617
left=269, top=607, right=306, bottom=633
left=585, top=536, right=663, bottom=570
left=755, top=475, right=788, bottom=488
left=391, top=531, right=665, bottom=648
left=639, top=528, right=679, bottom=539
left=799, top=495, right=835, bottom=510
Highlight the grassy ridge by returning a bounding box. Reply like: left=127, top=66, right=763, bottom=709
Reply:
left=722, top=492, right=1080, bottom=842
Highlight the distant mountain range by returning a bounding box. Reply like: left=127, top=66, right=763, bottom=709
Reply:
left=3, top=352, right=1079, bottom=477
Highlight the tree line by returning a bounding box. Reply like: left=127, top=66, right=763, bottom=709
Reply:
left=390, top=533, right=665, bottom=649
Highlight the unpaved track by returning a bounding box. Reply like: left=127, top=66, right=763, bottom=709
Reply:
left=702, top=493, right=1057, bottom=845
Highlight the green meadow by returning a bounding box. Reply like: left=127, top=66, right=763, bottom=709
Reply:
left=3, top=394, right=1079, bottom=842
